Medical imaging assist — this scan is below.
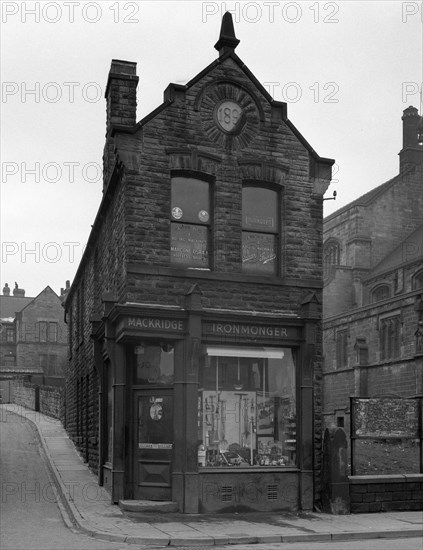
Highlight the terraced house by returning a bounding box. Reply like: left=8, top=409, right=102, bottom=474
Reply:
left=64, top=14, right=334, bottom=513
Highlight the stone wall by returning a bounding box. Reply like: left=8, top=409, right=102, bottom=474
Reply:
left=65, top=46, right=331, bottom=503
left=349, top=475, right=423, bottom=512
left=13, top=379, right=64, bottom=421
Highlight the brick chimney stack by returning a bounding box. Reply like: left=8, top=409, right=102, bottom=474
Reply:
left=103, top=60, right=139, bottom=185
left=399, top=106, right=423, bottom=172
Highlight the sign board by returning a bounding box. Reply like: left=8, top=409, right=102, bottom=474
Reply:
left=203, top=322, right=300, bottom=341
left=351, top=398, right=420, bottom=439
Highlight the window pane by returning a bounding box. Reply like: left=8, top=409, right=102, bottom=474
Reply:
left=171, top=223, right=208, bottom=267
left=171, top=177, right=210, bottom=225
left=198, top=348, right=296, bottom=468
left=134, top=344, right=174, bottom=385
left=39, top=322, right=47, bottom=342
left=242, top=232, right=277, bottom=274
left=242, top=187, right=277, bottom=233
left=48, top=322, right=58, bottom=342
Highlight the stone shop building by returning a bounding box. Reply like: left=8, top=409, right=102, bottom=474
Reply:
left=64, top=14, right=333, bottom=513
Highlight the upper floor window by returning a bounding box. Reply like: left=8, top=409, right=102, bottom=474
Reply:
left=412, top=270, right=423, bottom=290
left=48, top=322, right=58, bottom=342
left=242, top=184, right=279, bottom=275
left=323, top=239, right=340, bottom=277
left=171, top=176, right=210, bottom=268
left=371, top=285, right=390, bottom=303
left=336, top=329, right=348, bottom=369
left=39, top=321, right=48, bottom=342
left=6, top=328, right=14, bottom=343
left=380, top=315, right=401, bottom=361
left=39, top=321, right=58, bottom=342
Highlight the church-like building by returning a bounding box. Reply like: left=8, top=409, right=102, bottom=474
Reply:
left=322, top=106, right=423, bottom=433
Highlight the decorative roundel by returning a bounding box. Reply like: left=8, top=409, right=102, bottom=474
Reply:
left=198, top=210, right=209, bottom=222
left=199, top=82, right=260, bottom=150
left=172, top=206, right=183, bottom=220
left=214, top=100, right=244, bottom=134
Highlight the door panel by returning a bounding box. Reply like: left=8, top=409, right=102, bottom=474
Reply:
left=133, top=390, right=173, bottom=500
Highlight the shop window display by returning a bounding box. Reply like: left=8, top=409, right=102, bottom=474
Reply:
left=198, top=347, right=296, bottom=468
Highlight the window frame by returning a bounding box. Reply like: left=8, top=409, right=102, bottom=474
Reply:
left=323, top=239, right=340, bottom=278
left=198, top=345, right=297, bottom=469
left=241, top=181, right=282, bottom=276
left=379, top=315, right=401, bottom=361
left=39, top=321, right=48, bottom=342
left=371, top=284, right=391, bottom=303
left=336, top=329, right=348, bottom=369
left=170, top=170, right=214, bottom=270
left=412, top=269, right=423, bottom=290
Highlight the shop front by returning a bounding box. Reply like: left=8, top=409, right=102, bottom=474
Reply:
left=95, top=297, right=316, bottom=514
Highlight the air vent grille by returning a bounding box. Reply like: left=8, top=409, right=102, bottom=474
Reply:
left=221, top=485, right=233, bottom=502
left=267, top=484, right=278, bottom=500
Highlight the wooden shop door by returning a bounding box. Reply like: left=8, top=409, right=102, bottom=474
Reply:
left=133, top=390, right=173, bottom=501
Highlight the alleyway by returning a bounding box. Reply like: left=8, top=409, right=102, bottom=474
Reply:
left=0, top=411, right=128, bottom=550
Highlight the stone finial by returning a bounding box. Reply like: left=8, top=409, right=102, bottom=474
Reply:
left=214, top=12, right=240, bottom=55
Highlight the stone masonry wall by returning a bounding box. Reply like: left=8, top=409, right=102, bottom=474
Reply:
left=349, top=475, right=423, bottom=512
left=13, top=379, right=63, bottom=421
left=65, top=51, right=330, bottom=499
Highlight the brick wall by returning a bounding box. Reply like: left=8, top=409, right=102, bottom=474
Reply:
left=349, top=475, right=423, bottom=512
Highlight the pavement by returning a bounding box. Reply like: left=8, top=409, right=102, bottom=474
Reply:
left=1, top=403, right=422, bottom=548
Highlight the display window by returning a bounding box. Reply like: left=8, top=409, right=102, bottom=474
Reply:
left=198, top=346, right=297, bottom=468
left=132, top=343, right=174, bottom=385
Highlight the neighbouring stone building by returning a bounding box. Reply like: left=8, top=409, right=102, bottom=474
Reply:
left=322, top=106, right=423, bottom=433
left=0, top=282, right=69, bottom=402
left=64, top=13, right=334, bottom=513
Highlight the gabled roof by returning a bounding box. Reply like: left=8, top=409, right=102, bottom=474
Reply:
left=0, top=295, right=33, bottom=319
left=324, top=173, right=401, bottom=223
left=133, top=14, right=333, bottom=166
left=0, top=286, right=60, bottom=320
left=367, top=223, right=423, bottom=279
left=17, top=285, right=60, bottom=315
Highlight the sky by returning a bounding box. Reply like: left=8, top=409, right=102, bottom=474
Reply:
left=1, top=0, right=422, bottom=298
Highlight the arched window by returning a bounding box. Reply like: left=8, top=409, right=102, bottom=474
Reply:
left=380, top=315, right=401, bottom=360
left=171, top=175, right=211, bottom=268
left=412, top=270, right=423, bottom=290
left=323, top=239, right=340, bottom=277
left=371, top=285, right=390, bottom=303
left=242, top=184, right=279, bottom=275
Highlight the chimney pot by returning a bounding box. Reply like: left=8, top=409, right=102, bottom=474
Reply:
left=3, top=283, right=10, bottom=296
